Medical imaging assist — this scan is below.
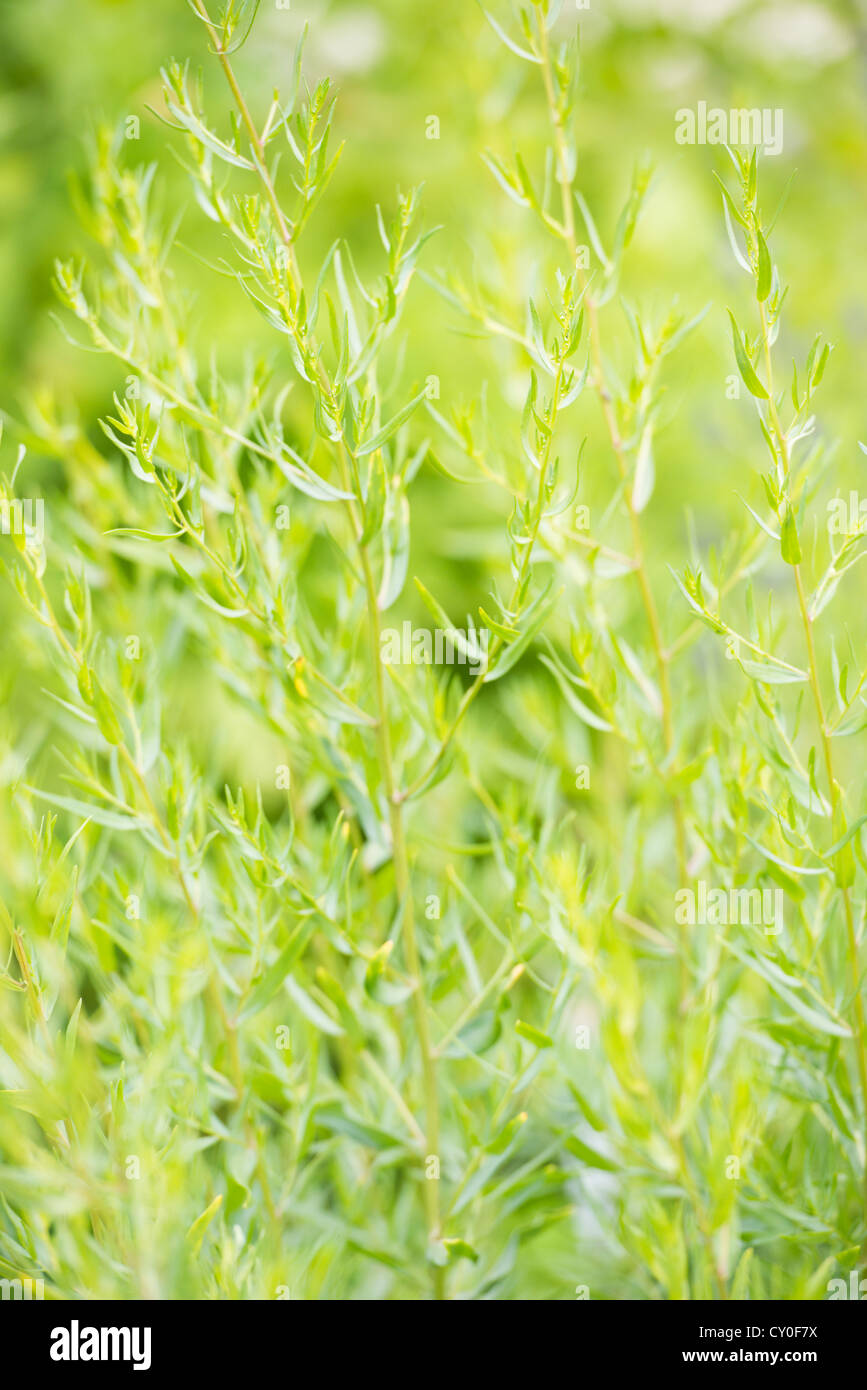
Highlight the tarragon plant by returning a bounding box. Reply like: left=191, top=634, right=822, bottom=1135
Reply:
left=1, top=0, right=865, bottom=1302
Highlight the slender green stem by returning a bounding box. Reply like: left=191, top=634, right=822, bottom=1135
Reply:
left=191, top=0, right=446, bottom=1292
left=760, top=301, right=867, bottom=1257
left=537, top=14, right=689, bottom=957
left=400, top=359, right=567, bottom=801
left=358, top=514, right=446, bottom=1297
left=18, top=545, right=277, bottom=1217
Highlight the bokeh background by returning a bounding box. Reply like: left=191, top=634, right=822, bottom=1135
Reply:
left=2, top=0, right=867, bottom=657
left=2, top=0, right=867, bottom=1301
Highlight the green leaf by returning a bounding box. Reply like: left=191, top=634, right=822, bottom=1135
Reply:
left=443, top=1238, right=479, bottom=1263
left=485, top=1111, right=528, bottom=1155
left=356, top=388, right=427, bottom=457
left=238, top=922, right=314, bottom=1022
left=713, top=171, right=749, bottom=228
left=514, top=1019, right=553, bottom=1048
left=724, top=939, right=852, bottom=1038
left=444, top=1010, right=502, bottom=1058
left=315, top=1104, right=406, bottom=1152
left=185, top=1194, right=222, bottom=1255
left=631, top=427, right=655, bottom=514
left=739, top=658, right=807, bottom=686
left=564, top=1135, right=618, bottom=1171
left=823, top=813, right=867, bottom=859
left=24, top=788, right=147, bottom=832
left=727, top=310, right=769, bottom=399
left=284, top=975, right=345, bottom=1036
left=483, top=584, right=560, bottom=684
left=538, top=653, right=613, bottom=732
left=477, top=3, right=541, bottom=63
left=780, top=504, right=802, bottom=565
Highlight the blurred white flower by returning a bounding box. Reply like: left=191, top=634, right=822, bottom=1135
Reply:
left=315, top=7, right=387, bottom=75
left=737, top=4, right=853, bottom=65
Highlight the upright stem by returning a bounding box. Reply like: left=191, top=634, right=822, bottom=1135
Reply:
left=336, top=444, right=445, bottom=1294
left=399, top=359, right=567, bottom=802
left=538, top=9, right=708, bottom=1290
left=537, top=17, right=689, bottom=932
left=191, top=0, right=445, bottom=1294
left=761, top=303, right=867, bottom=1253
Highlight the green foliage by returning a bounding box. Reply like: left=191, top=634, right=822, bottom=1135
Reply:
left=1, top=0, right=867, bottom=1302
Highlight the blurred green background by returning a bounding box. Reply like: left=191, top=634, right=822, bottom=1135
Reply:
left=2, top=0, right=867, bottom=603
left=2, top=0, right=867, bottom=1302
